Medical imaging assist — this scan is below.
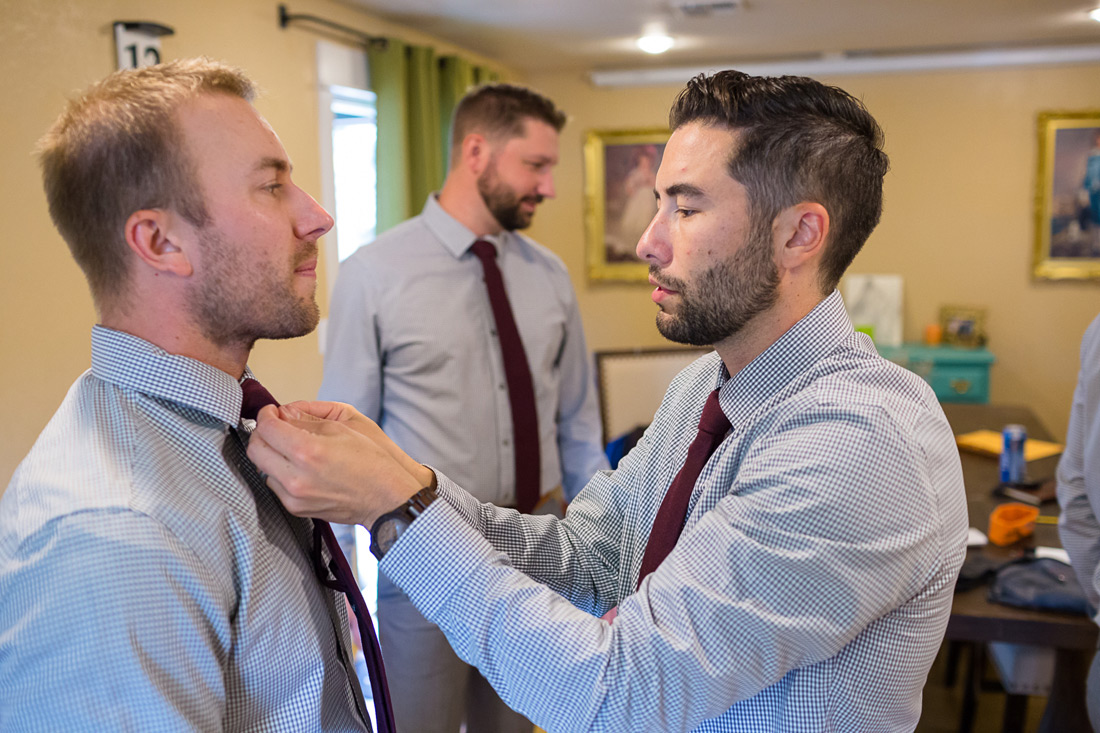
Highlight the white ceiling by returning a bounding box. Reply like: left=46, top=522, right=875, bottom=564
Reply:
left=341, top=0, right=1100, bottom=77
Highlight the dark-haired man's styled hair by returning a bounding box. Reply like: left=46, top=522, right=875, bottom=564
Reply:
left=37, top=57, right=255, bottom=311
left=449, top=83, right=566, bottom=165
left=669, top=71, right=889, bottom=292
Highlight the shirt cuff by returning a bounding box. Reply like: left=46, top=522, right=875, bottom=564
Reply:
left=378, top=471, right=500, bottom=622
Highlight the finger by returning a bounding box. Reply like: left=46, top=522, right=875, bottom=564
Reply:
left=249, top=430, right=343, bottom=517
left=262, top=472, right=321, bottom=519
left=245, top=426, right=294, bottom=482
left=285, top=400, right=363, bottom=422
left=277, top=404, right=319, bottom=423
left=252, top=407, right=339, bottom=459
left=254, top=403, right=281, bottom=423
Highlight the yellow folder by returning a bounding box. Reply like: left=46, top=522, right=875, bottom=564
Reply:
left=955, top=429, right=1064, bottom=461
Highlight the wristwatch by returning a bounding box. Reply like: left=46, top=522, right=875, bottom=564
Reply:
left=369, top=486, right=437, bottom=560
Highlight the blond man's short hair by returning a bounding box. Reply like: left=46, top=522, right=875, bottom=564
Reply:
left=37, top=57, right=255, bottom=308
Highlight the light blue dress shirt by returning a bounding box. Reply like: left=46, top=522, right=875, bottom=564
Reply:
left=0, top=327, right=369, bottom=732
left=381, top=292, right=969, bottom=732
left=319, top=195, right=608, bottom=504
left=1058, top=312, right=1100, bottom=618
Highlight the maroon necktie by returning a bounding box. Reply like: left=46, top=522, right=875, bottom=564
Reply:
left=470, top=240, right=541, bottom=513
left=240, top=378, right=395, bottom=733
left=636, top=388, right=730, bottom=587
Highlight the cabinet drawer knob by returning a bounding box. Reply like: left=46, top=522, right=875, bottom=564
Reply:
left=950, top=378, right=971, bottom=394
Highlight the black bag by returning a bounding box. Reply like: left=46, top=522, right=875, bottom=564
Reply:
left=987, top=558, right=1090, bottom=616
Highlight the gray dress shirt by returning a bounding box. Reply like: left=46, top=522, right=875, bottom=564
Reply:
left=319, top=195, right=607, bottom=504
left=0, top=327, right=369, bottom=732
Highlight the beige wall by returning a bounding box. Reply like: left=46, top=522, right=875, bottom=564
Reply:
left=0, top=0, right=509, bottom=487
left=525, top=64, right=1100, bottom=449
left=4, top=2, right=1099, bottom=487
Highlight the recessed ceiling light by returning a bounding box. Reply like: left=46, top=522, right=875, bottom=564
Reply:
left=637, top=32, right=675, bottom=54
left=1091, top=7, right=1100, bottom=22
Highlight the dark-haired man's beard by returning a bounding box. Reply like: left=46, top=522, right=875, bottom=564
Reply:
left=188, top=228, right=320, bottom=351
left=477, top=162, right=542, bottom=231
left=652, top=227, right=780, bottom=347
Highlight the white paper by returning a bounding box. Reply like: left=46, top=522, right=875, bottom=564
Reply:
left=843, top=274, right=903, bottom=347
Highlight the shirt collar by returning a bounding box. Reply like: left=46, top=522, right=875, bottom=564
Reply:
left=717, top=290, right=859, bottom=422
left=90, top=325, right=252, bottom=427
left=420, top=194, right=512, bottom=258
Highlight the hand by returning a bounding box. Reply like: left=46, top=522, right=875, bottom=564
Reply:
left=247, top=402, right=425, bottom=527
left=281, top=401, right=434, bottom=488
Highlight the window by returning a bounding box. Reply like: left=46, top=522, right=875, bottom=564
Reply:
left=331, top=87, right=378, bottom=263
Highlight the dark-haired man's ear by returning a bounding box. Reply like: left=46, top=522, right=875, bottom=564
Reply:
left=124, top=210, right=194, bottom=278
left=773, top=202, right=829, bottom=270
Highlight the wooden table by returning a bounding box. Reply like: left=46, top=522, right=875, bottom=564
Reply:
left=940, top=404, right=1096, bottom=733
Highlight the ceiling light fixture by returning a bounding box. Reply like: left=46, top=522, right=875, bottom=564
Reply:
left=1091, top=7, right=1100, bottom=22
left=637, top=22, right=674, bottom=55
left=637, top=32, right=675, bottom=54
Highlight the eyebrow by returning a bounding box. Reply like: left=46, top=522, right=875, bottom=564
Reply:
left=255, top=157, right=291, bottom=174
left=663, top=182, right=706, bottom=198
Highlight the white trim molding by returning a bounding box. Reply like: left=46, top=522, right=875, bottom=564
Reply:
left=589, top=43, right=1100, bottom=88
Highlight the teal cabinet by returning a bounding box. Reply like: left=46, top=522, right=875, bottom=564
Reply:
left=875, top=344, right=995, bottom=404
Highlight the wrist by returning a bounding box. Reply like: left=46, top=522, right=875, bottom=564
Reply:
left=414, top=464, right=436, bottom=490
left=368, top=485, right=438, bottom=560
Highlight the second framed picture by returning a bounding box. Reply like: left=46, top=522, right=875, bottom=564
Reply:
left=1033, top=110, right=1100, bottom=279
left=583, top=128, right=669, bottom=282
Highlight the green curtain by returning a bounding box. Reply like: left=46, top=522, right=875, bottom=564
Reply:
left=369, top=40, right=500, bottom=234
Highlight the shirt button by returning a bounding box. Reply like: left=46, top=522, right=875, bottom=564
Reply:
left=503, top=439, right=510, bottom=446
left=490, top=329, right=498, bottom=337
left=499, top=383, right=506, bottom=391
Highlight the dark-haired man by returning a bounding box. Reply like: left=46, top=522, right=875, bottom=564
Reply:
left=0, top=59, right=377, bottom=731
left=253, top=70, right=968, bottom=731
left=318, top=83, right=607, bottom=732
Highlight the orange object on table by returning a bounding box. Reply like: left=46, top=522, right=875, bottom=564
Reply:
left=923, top=323, right=943, bottom=346
left=988, top=502, right=1040, bottom=546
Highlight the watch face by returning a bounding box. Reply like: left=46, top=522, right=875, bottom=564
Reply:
left=376, top=515, right=411, bottom=556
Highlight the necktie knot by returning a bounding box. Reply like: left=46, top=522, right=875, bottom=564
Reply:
left=240, top=378, right=279, bottom=422
left=697, top=389, right=731, bottom=438
left=470, top=239, right=496, bottom=262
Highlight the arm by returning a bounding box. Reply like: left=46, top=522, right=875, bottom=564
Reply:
left=1057, top=315, right=1100, bottom=617
left=251, top=399, right=955, bottom=731
left=379, top=404, right=954, bottom=731
left=317, top=255, right=383, bottom=422
left=553, top=290, right=610, bottom=502
left=430, top=434, right=647, bottom=615
left=0, top=511, right=230, bottom=731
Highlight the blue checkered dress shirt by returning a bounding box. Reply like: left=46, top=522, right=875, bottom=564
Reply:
left=382, top=291, right=969, bottom=732
left=0, top=327, right=370, bottom=732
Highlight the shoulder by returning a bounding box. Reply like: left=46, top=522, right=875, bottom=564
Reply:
left=509, top=232, right=570, bottom=279
left=807, top=339, right=940, bottom=423
left=342, top=215, right=436, bottom=266
left=742, top=340, right=955, bottom=476
left=1081, top=312, right=1100, bottom=361
left=3, top=372, right=138, bottom=538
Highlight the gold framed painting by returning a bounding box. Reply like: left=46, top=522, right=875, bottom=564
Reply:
left=1033, top=110, right=1100, bottom=279
left=583, top=128, right=669, bottom=282
left=939, top=305, right=986, bottom=347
